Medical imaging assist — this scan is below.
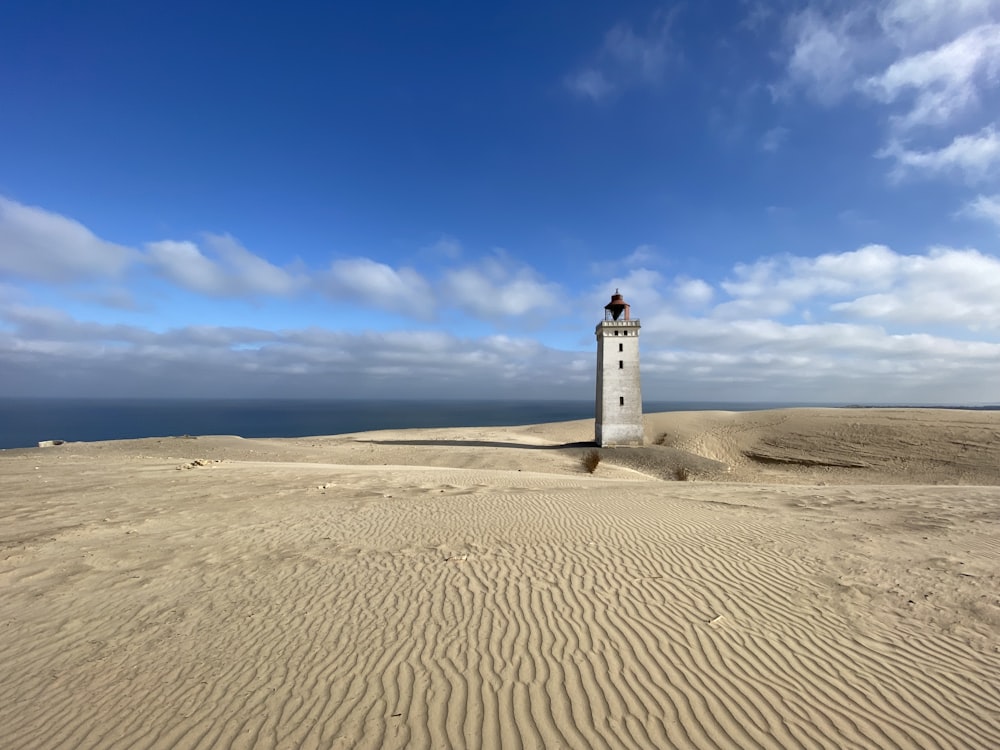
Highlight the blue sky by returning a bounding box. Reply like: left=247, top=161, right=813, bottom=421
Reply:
left=2, top=0, right=999, bottom=402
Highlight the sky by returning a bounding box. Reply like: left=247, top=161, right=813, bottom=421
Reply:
left=2, top=0, right=1000, bottom=403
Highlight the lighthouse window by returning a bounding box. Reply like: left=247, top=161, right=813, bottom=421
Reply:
left=618, top=343, right=623, bottom=352
left=614, top=330, right=619, bottom=336
left=619, top=397, right=625, bottom=406
left=619, top=360, right=623, bottom=369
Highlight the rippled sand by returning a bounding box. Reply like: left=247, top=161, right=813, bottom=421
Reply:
left=1, top=408, right=998, bottom=749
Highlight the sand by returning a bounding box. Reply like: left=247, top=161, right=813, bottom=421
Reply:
left=1, top=407, right=998, bottom=749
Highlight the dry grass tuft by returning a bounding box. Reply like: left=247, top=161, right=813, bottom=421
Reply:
left=674, top=466, right=692, bottom=481
left=583, top=450, right=602, bottom=474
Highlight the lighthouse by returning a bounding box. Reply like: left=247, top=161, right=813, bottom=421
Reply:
left=595, top=290, right=643, bottom=446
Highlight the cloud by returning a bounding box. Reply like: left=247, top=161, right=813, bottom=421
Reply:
left=4, top=240, right=1000, bottom=403
left=624, top=244, right=659, bottom=265
left=2, top=303, right=155, bottom=346
left=422, top=235, right=463, bottom=260
left=589, top=246, right=663, bottom=279
left=0, top=196, right=138, bottom=282
left=719, top=245, right=898, bottom=314
left=80, top=287, right=143, bottom=311
left=863, top=24, right=1000, bottom=131
left=837, top=208, right=880, bottom=231
left=603, top=19, right=675, bottom=82
left=591, top=269, right=715, bottom=319
left=0, top=303, right=582, bottom=399
left=2, top=196, right=997, bottom=403
left=783, top=1, right=1000, bottom=118
left=204, top=234, right=303, bottom=295
left=778, top=1, right=1000, bottom=180
left=566, top=10, right=678, bottom=101
left=565, top=69, right=614, bottom=101
left=759, top=126, right=790, bottom=152
left=718, top=244, right=1000, bottom=329
left=740, top=1, right=776, bottom=34
left=784, top=7, right=872, bottom=105
left=322, top=257, right=435, bottom=318
left=0, top=197, right=306, bottom=301
left=960, top=193, right=1000, bottom=227
left=442, top=254, right=563, bottom=319
left=878, top=0, right=1000, bottom=49
left=590, top=268, right=667, bottom=316
left=145, top=234, right=303, bottom=297
left=672, top=278, right=714, bottom=307
left=878, top=126, right=1000, bottom=183
left=638, top=296, right=1000, bottom=403
left=145, top=240, right=226, bottom=294
left=829, top=246, right=1000, bottom=327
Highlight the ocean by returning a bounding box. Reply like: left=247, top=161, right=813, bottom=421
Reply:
left=0, top=398, right=805, bottom=450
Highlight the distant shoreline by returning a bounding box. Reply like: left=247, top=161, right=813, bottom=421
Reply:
left=841, top=403, right=1000, bottom=410
left=2, top=398, right=998, bottom=450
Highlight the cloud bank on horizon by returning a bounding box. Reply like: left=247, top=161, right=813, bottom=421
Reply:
left=1, top=0, right=999, bottom=404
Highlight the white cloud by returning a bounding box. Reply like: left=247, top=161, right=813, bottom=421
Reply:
left=718, top=244, right=1000, bottom=329
left=0, top=198, right=305, bottom=300
left=204, top=234, right=302, bottom=295
left=628, top=312, right=1000, bottom=404
left=673, top=278, right=714, bottom=307
left=720, top=245, right=898, bottom=308
left=625, top=244, right=659, bottom=265
left=590, top=268, right=667, bottom=317
left=878, top=126, right=1000, bottom=183
left=2, top=303, right=156, bottom=345
left=145, top=240, right=227, bottom=294
left=864, top=24, right=1000, bottom=131
left=878, top=0, right=1000, bottom=49
left=0, top=302, right=583, bottom=399
left=566, top=10, right=677, bottom=101
left=784, top=7, right=873, bottom=105
left=634, top=301, right=1000, bottom=403
left=4, top=240, right=1000, bottom=403
left=442, top=255, right=563, bottom=319
left=779, top=1, right=1000, bottom=180
left=2, top=201, right=998, bottom=403
left=0, top=196, right=138, bottom=282
left=960, top=193, right=1000, bottom=227
left=811, top=243, right=902, bottom=280
left=145, top=235, right=302, bottom=297
left=323, top=257, right=435, bottom=318
left=830, top=246, right=1000, bottom=327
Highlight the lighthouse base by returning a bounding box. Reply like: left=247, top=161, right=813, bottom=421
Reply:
left=595, top=422, right=644, bottom=447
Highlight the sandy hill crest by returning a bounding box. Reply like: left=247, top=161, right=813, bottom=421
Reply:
left=17, top=407, right=1000, bottom=486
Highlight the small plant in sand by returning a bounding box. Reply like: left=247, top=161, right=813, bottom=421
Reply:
left=583, top=450, right=601, bottom=474
left=674, top=466, right=692, bottom=481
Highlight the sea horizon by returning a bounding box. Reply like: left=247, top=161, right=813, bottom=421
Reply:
left=1, top=397, right=997, bottom=451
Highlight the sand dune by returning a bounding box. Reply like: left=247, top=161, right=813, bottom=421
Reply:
left=1, top=408, right=998, bottom=748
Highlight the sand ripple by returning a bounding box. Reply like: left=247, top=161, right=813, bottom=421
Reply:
left=2, top=454, right=998, bottom=749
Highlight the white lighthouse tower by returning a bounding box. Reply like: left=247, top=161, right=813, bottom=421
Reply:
left=595, top=290, right=643, bottom=446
